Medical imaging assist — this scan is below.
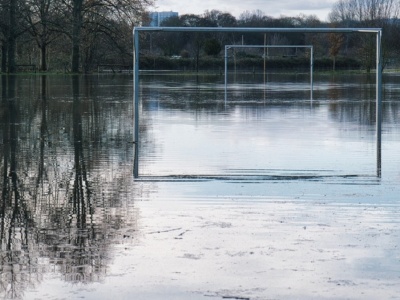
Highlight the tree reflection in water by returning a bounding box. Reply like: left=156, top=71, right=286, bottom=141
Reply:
left=0, top=75, right=137, bottom=299
left=0, top=75, right=38, bottom=299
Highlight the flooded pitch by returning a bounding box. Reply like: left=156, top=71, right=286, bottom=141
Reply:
left=1, top=73, right=400, bottom=299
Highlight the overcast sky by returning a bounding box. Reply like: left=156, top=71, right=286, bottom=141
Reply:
left=153, top=0, right=337, bottom=21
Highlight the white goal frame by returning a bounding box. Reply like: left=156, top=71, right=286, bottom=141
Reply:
left=224, top=45, right=314, bottom=100
left=133, top=27, right=383, bottom=178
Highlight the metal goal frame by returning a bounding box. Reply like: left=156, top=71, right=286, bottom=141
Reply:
left=133, top=27, right=383, bottom=178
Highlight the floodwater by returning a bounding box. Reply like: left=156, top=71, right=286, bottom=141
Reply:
left=1, top=73, right=400, bottom=300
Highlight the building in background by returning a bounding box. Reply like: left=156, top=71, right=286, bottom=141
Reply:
left=149, top=11, right=179, bottom=26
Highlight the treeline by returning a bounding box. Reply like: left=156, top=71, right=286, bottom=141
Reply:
left=1, top=0, right=400, bottom=73
left=0, top=0, right=153, bottom=73
left=141, top=1, right=400, bottom=72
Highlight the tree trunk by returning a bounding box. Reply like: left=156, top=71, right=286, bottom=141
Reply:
left=333, top=56, right=336, bottom=72
left=7, top=0, right=16, bottom=73
left=1, top=43, right=7, bottom=73
left=40, top=43, right=47, bottom=71
left=71, top=0, right=83, bottom=73
left=40, top=16, right=48, bottom=71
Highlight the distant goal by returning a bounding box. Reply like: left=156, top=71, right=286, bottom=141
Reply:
left=224, top=45, right=314, bottom=100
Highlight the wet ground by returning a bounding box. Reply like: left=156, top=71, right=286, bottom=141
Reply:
left=1, top=73, right=400, bottom=299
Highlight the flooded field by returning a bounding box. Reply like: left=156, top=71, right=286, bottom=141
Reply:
left=1, top=73, right=400, bottom=299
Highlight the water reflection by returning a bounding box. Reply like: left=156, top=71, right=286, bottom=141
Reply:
left=137, top=74, right=389, bottom=179
left=0, top=75, right=137, bottom=299
left=0, top=73, right=399, bottom=299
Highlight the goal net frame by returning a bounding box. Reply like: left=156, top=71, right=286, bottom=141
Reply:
left=133, top=27, right=383, bottom=178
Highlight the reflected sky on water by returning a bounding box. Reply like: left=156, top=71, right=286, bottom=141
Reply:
left=138, top=73, right=394, bottom=180
left=1, top=73, right=400, bottom=299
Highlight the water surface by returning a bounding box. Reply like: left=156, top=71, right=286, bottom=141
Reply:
left=1, top=73, right=400, bottom=299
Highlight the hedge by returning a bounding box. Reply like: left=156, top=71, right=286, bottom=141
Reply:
left=139, top=55, right=361, bottom=71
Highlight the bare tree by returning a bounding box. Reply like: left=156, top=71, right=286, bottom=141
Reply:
left=0, top=0, right=29, bottom=73
left=330, top=0, right=400, bottom=71
left=59, top=0, right=154, bottom=73
left=0, top=0, right=9, bottom=72
left=329, top=23, right=345, bottom=71
left=25, top=0, right=60, bottom=71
